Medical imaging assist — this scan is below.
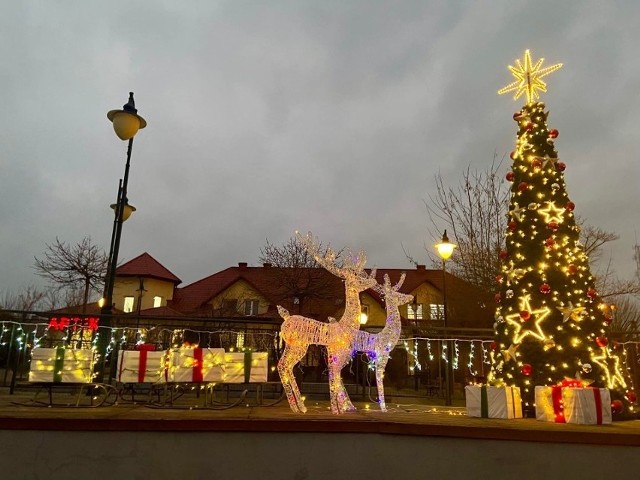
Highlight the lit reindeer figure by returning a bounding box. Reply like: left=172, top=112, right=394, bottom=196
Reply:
left=353, top=273, right=413, bottom=411
left=277, top=232, right=377, bottom=414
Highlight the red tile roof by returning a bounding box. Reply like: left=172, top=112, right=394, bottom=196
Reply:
left=115, top=253, right=181, bottom=285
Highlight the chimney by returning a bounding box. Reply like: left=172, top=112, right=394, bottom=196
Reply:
left=416, top=264, right=426, bottom=271
left=263, top=262, right=272, bottom=268
left=238, top=262, right=248, bottom=269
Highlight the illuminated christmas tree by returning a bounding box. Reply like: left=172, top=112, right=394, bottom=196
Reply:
left=489, top=50, right=636, bottom=417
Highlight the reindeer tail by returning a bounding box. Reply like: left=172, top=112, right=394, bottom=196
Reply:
left=277, top=305, right=290, bottom=320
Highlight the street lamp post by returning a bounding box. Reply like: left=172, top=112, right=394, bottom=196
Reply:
left=97, top=92, right=146, bottom=380
left=435, top=230, right=456, bottom=406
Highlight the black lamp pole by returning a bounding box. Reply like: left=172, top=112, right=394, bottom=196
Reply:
left=442, top=258, right=452, bottom=406
left=96, top=93, right=145, bottom=381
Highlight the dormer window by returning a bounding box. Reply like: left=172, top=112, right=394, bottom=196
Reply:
left=153, top=296, right=163, bottom=308
left=244, top=299, right=259, bottom=316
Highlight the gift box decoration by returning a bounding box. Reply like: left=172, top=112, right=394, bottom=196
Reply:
left=29, top=347, right=94, bottom=383
left=465, top=385, right=523, bottom=419
left=223, top=351, right=268, bottom=383
left=170, top=347, right=225, bottom=383
left=116, top=349, right=169, bottom=384
left=535, top=384, right=612, bottom=424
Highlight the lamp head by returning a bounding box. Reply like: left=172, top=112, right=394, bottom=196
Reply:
left=107, top=92, right=147, bottom=140
left=110, top=201, right=136, bottom=222
left=435, top=230, right=456, bottom=260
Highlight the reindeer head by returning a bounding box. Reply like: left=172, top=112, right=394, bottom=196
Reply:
left=373, top=273, right=414, bottom=308
left=296, top=231, right=377, bottom=292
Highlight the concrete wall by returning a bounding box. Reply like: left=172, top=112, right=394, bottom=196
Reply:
left=1, top=430, right=638, bottom=480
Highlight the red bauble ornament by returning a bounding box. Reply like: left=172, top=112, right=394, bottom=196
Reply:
left=508, top=220, right=518, bottom=232
left=518, top=182, right=529, bottom=192
left=499, top=250, right=509, bottom=260
left=611, top=399, right=623, bottom=414
left=596, top=337, right=608, bottom=348
left=525, top=123, right=534, bottom=132
left=626, top=391, right=637, bottom=403
left=521, top=364, right=533, bottom=376
left=490, top=341, right=498, bottom=351
left=506, top=171, right=515, bottom=182
left=587, top=287, right=597, bottom=299
left=539, top=283, right=551, bottom=294
left=495, top=293, right=502, bottom=303
left=556, top=162, right=566, bottom=171
left=531, top=158, right=542, bottom=170
left=566, top=201, right=575, bottom=212
left=496, top=274, right=504, bottom=283
left=544, top=237, right=556, bottom=248
left=567, top=264, right=578, bottom=275
left=510, top=151, right=518, bottom=160
left=513, top=111, right=523, bottom=121
left=519, top=310, right=531, bottom=321
left=604, top=316, right=613, bottom=326
left=548, top=221, right=559, bottom=232
left=548, top=129, right=559, bottom=138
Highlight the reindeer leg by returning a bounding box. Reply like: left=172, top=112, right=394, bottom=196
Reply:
left=334, top=353, right=356, bottom=413
left=327, top=350, right=341, bottom=414
left=288, top=345, right=308, bottom=413
left=278, top=344, right=304, bottom=413
left=376, top=355, right=389, bottom=412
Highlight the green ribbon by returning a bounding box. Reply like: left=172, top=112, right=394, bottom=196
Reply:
left=480, top=385, right=488, bottom=418
left=53, top=346, right=65, bottom=383
left=243, top=349, right=253, bottom=383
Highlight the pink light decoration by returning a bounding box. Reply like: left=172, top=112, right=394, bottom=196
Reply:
left=277, top=232, right=377, bottom=414
left=353, top=273, right=413, bottom=411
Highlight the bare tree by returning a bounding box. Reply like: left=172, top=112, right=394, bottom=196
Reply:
left=422, top=155, right=509, bottom=292
left=0, top=285, right=50, bottom=311
left=259, top=235, right=341, bottom=314
left=33, top=237, right=108, bottom=313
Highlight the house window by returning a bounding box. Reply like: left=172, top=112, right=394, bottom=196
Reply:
left=244, top=299, right=259, bottom=316
left=430, top=303, right=445, bottom=321
left=293, top=297, right=300, bottom=305
left=153, top=296, right=163, bottom=308
left=123, top=296, right=135, bottom=313
left=407, top=303, right=423, bottom=320
left=221, top=299, right=238, bottom=315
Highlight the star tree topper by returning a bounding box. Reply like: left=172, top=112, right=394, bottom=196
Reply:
left=498, top=49, right=563, bottom=104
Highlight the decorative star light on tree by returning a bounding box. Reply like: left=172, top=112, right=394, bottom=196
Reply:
left=501, top=343, right=520, bottom=362
left=498, top=49, right=563, bottom=104
left=539, top=201, right=565, bottom=223
left=505, top=294, right=551, bottom=344
left=592, top=348, right=627, bottom=390
left=509, top=204, right=526, bottom=222
left=557, top=302, right=585, bottom=323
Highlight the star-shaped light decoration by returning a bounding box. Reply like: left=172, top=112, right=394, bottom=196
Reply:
left=592, top=347, right=627, bottom=390
left=539, top=201, right=565, bottom=223
left=505, top=294, right=551, bottom=344
left=498, top=50, right=563, bottom=104
left=557, top=302, right=585, bottom=323
left=509, top=205, right=526, bottom=222
left=505, top=265, right=527, bottom=283
left=501, top=343, right=520, bottom=362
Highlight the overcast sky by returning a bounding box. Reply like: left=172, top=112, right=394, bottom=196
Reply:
left=1, top=1, right=639, bottom=296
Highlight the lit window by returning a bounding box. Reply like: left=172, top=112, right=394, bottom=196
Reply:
left=244, top=299, right=259, bottom=316
left=153, top=296, right=162, bottom=308
left=123, top=296, right=135, bottom=313
left=407, top=303, right=423, bottom=320
left=430, top=304, right=445, bottom=321
left=360, top=304, right=369, bottom=325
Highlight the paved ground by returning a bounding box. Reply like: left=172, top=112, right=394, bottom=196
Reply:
left=1, top=385, right=639, bottom=446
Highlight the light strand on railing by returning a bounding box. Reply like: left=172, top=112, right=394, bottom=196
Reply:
left=468, top=341, right=477, bottom=376
left=426, top=339, right=434, bottom=361
left=453, top=340, right=460, bottom=371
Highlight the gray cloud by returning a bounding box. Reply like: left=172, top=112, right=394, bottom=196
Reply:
left=1, top=0, right=638, bottom=295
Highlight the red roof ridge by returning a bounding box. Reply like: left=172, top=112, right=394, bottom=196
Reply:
left=115, top=252, right=182, bottom=285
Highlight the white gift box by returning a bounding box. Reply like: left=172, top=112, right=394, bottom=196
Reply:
left=29, top=347, right=94, bottom=383
left=170, top=347, right=225, bottom=383
left=465, top=385, right=523, bottom=419
left=535, top=385, right=612, bottom=424
left=223, top=352, right=268, bottom=383
left=116, top=350, right=168, bottom=384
